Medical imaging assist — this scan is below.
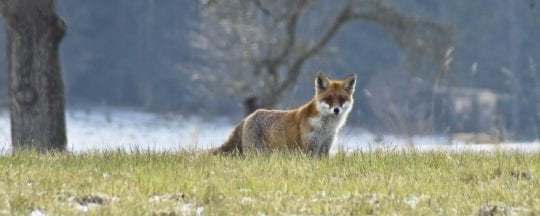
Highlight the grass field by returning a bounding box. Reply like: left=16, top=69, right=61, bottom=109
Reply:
left=0, top=151, right=538, bottom=215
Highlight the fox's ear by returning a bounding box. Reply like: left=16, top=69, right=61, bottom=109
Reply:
left=315, top=72, right=330, bottom=92
left=343, top=74, right=357, bottom=94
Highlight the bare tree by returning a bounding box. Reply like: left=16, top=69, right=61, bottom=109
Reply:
left=1, top=0, right=67, bottom=152
left=192, top=0, right=454, bottom=114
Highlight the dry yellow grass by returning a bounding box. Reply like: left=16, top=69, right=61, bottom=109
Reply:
left=0, top=150, right=538, bottom=215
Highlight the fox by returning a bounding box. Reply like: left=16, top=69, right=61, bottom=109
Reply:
left=210, top=72, right=357, bottom=156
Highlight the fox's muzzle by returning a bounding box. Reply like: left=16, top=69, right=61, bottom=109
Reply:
left=333, top=107, right=341, bottom=115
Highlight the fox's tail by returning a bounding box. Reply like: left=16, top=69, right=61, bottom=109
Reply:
left=208, top=120, right=244, bottom=155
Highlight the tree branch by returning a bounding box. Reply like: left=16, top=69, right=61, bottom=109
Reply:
left=347, top=1, right=454, bottom=75
left=253, top=0, right=271, bottom=16
left=268, top=0, right=307, bottom=67
left=275, top=0, right=353, bottom=95
left=260, top=0, right=307, bottom=86
left=296, top=0, right=352, bottom=65
left=0, top=1, right=6, bottom=16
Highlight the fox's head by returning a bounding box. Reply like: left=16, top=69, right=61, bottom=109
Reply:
left=314, top=72, right=357, bottom=117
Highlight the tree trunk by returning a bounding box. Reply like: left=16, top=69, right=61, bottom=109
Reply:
left=2, top=0, right=67, bottom=152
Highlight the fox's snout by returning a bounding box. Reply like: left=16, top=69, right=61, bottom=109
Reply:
left=333, top=107, right=341, bottom=115
left=317, top=101, right=348, bottom=116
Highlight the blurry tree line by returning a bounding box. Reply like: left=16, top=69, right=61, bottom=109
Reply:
left=1, top=0, right=540, bottom=141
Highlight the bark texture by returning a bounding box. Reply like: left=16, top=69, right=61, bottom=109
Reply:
left=2, top=0, right=67, bottom=151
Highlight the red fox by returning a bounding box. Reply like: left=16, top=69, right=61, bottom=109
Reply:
left=211, top=72, right=356, bottom=156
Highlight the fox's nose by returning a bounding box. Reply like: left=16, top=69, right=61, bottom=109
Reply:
left=333, top=107, right=341, bottom=115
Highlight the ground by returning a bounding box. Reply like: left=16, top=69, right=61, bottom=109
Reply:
left=0, top=151, right=538, bottom=215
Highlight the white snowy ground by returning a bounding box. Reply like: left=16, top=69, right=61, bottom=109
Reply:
left=1, top=108, right=539, bottom=154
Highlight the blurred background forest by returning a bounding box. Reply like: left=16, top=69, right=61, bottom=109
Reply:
left=1, top=0, right=539, bottom=141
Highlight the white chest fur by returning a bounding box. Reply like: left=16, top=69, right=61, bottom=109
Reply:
left=304, top=100, right=353, bottom=154
left=305, top=115, right=342, bottom=153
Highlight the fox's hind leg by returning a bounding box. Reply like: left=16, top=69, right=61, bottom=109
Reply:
left=241, top=119, right=267, bottom=153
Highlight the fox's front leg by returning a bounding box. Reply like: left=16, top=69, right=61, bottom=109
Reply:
left=318, top=138, right=335, bottom=156
left=305, top=139, right=332, bottom=156
left=319, top=142, right=331, bottom=156
left=304, top=139, right=319, bottom=156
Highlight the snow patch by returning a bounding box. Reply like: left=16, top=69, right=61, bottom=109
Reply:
left=29, top=209, right=47, bottom=216
left=0, top=108, right=539, bottom=154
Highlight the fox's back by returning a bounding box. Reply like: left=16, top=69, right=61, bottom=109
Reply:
left=242, top=109, right=305, bottom=151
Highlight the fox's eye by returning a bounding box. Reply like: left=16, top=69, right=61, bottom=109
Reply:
left=322, top=97, right=333, bottom=105
left=338, top=96, right=347, bottom=105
